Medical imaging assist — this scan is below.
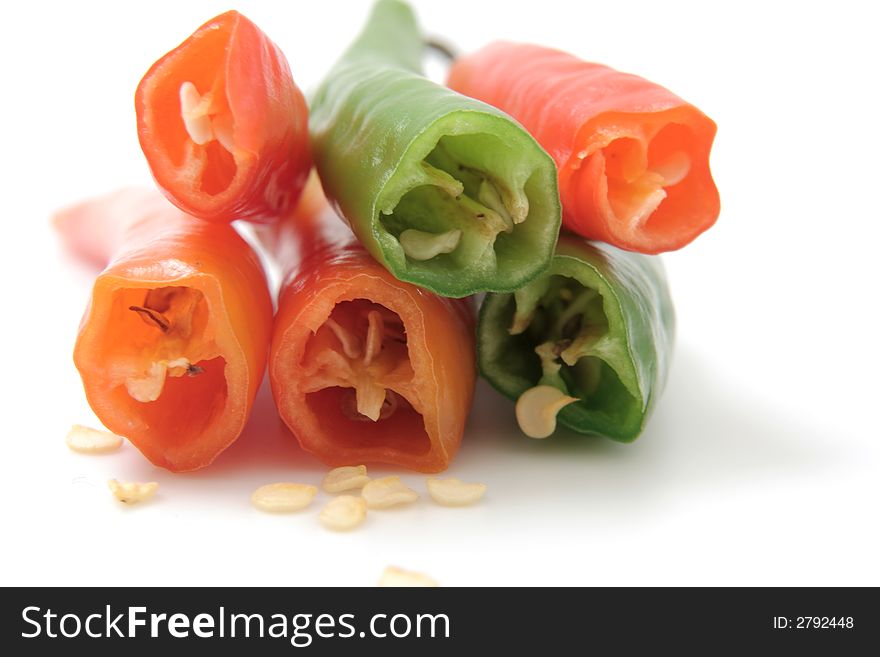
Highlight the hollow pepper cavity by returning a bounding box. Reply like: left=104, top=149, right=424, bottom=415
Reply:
left=56, top=189, right=273, bottom=471
left=477, top=235, right=674, bottom=441
left=448, top=42, right=719, bottom=254
left=309, top=0, right=561, bottom=297
left=136, top=10, right=311, bottom=223
left=260, top=176, right=476, bottom=472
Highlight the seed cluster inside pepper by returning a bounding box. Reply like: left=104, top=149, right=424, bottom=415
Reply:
left=110, top=286, right=222, bottom=408
left=381, top=135, right=531, bottom=266
left=374, top=126, right=553, bottom=295
left=298, top=300, right=430, bottom=454
left=177, top=80, right=237, bottom=195
left=579, top=124, right=693, bottom=234
left=508, top=275, right=638, bottom=422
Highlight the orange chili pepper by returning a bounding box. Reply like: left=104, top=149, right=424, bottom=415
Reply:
left=448, top=43, right=720, bottom=254
left=262, top=178, right=476, bottom=472
left=56, top=189, right=273, bottom=471
left=135, top=11, right=311, bottom=223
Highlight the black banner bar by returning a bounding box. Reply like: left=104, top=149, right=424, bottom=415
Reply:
left=2, top=587, right=875, bottom=654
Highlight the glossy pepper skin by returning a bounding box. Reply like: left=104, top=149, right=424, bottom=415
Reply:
left=136, top=11, right=311, bottom=223
left=261, top=177, right=476, bottom=472
left=478, top=235, right=674, bottom=441
left=56, top=189, right=273, bottom=471
left=309, top=0, right=561, bottom=297
left=448, top=43, right=719, bottom=254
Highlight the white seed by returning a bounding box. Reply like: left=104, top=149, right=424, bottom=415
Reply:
left=251, top=483, right=317, bottom=513
left=65, top=424, right=123, bottom=454
left=378, top=566, right=438, bottom=587
left=355, top=380, right=388, bottom=421
left=515, top=385, right=579, bottom=439
left=319, top=495, right=367, bottom=531
left=108, top=479, right=158, bottom=505
left=322, top=465, right=371, bottom=493
left=399, top=228, right=461, bottom=261
left=426, top=478, right=487, bottom=506
left=179, top=81, right=205, bottom=116
left=164, top=357, right=192, bottom=376
left=361, top=476, right=419, bottom=509
left=340, top=389, right=398, bottom=422
left=179, top=81, right=214, bottom=145
left=125, top=361, right=167, bottom=403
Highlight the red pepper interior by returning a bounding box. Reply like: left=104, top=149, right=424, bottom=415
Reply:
left=299, top=299, right=431, bottom=457
left=143, top=23, right=238, bottom=197
left=90, top=285, right=229, bottom=453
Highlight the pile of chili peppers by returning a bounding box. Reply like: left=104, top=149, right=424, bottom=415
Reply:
left=56, top=0, right=718, bottom=473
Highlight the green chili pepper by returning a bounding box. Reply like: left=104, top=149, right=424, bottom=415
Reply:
left=478, top=235, right=675, bottom=441
left=309, top=0, right=561, bottom=297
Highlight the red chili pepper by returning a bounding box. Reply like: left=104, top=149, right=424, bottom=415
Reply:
left=261, top=177, right=476, bottom=472
left=56, top=189, right=273, bottom=471
left=135, top=11, right=311, bottom=223
left=448, top=43, right=720, bottom=254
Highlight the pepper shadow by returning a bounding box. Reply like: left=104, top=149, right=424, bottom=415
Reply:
left=454, top=344, right=840, bottom=511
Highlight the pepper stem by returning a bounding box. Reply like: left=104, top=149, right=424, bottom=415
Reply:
left=424, top=37, right=458, bottom=63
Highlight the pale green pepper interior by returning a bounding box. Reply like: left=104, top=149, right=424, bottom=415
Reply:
left=481, top=263, right=643, bottom=436
left=375, top=112, right=558, bottom=295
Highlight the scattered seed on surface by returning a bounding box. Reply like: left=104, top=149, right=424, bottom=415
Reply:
left=361, top=476, right=419, bottom=509
left=426, top=478, right=487, bottom=506
left=322, top=465, right=371, bottom=493
left=108, top=479, right=158, bottom=505
left=319, top=495, right=367, bottom=531
left=65, top=424, right=123, bottom=454
left=378, top=566, right=439, bottom=587
left=251, top=483, right=317, bottom=513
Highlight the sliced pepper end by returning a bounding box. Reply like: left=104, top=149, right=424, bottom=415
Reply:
left=76, top=280, right=240, bottom=471
left=135, top=10, right=310, bottom=222
left=373, top=111, right=560, bottom=297
left=477, top=243, right=661, bottom=441
left=65, top=189, right=273, bottom=472
left=135, top=13, right=245, bottom=218
left=447, top=42, right=719, bottom=255
left=275, top=294, right=455, bottom=471
left=566, top=110, right=720, bottom=253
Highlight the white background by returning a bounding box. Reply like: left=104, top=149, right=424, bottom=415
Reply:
left=1, top=0, right=878, bottom=586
